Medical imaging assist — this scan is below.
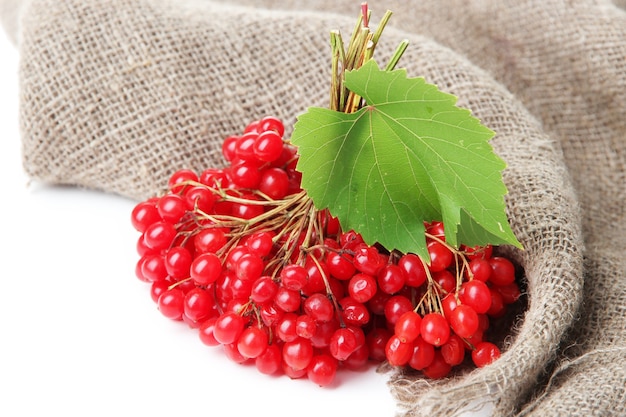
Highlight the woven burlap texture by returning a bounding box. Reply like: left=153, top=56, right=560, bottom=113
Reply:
left=3, top=0, right=624, bottom=415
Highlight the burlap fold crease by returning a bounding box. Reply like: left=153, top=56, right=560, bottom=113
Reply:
left=2, top=0, right=623, bottom=415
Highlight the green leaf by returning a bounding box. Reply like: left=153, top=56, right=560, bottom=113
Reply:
left=291, top=59, right=522, bottom=260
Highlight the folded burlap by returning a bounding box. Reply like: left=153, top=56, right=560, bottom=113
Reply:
left=2, top=0, right=624, bottom=415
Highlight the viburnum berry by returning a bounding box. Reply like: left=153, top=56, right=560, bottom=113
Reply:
left=237, top=326, right=269, bottom=359
left=157, top=288, right=185, bottom=321
left=190, top=252, right=222, bottom=286
left=422, top=350, right=452, bottom=379
left=472, top=342, right=501, bottom=367
left=367, top=327, right=392, bottom=362
left=489, top=256, right=516, bottom=286
left=259, top=168, right=290, bottom=200
left=140, top=254, right=168, bottom=282
left=329, top=327, right=359, bottom=361
left=427, top=240, right=453, bottom=272
left=448, top=304, right=480, bottom=339
left=385, top=334, right=413, bottom=366
left=303, top=293, right=335, bottom=323
left=459, top=280, right=492, bottom=314
left=384, top=295, right=413, bottom=326
left=194, top=228, right=227, bottom=254
left=198, top=317, right=220, bottom=347
left=184, top=287, right=217, bottom=324
left=164, top=246, right=192, bottom=279
left=398, top=253, right=427, bottom=287
left=377, top=264, right=406, bottom=294
left=157, top=193, right=187, bottom=223
left=254, top=130, right=284, bottom=162
left=280, top=264, right=309, bottom=291
left=168, top=169, right=198, bottom=194
left=258, top=116, right=285, bottom=137
left=282, top=337, right=314, bottom=371
left=408, top=335, right=435, bottom=370
left=131, top=201, right=160, bottom=233
left=213, top=312, right=246, bottom=345
left=394, top=310, right=422, bottom=343
left=250, top=276, right=278, bottom=304
left=307, top=354, right=339, bottom=387
left=347, top=273, right=378, bottom=303
left=441, top=333, right=465, bottom=366
left=143, top=221, right=176, bottom=251
left=295, top=314, right=317, bottom=339
left=420, top=313, right=450, bottom=347
left=255, top=343, right=282, bottom=375
left=131, top=114, right=523, bottom=385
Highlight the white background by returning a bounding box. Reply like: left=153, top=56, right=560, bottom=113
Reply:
left=0, top=28, right=490, bottom=417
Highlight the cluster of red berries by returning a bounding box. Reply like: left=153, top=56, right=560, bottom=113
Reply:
left=131, top=116, right=521, bottom=386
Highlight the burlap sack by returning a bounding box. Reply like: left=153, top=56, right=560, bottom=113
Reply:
left=3, top=0, right=623, bottom=415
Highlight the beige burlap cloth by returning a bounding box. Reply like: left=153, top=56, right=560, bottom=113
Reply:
left=1, top=0, right=624, bottom=415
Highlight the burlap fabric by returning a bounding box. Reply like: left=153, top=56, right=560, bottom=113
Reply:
left=1, top=0, right=624, bottom=415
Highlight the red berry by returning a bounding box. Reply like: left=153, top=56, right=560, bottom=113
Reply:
left=295, top=314, right=317, bottom=339
left=408, top=335, right=435, bottom=370
left=213, top=312, right=245, bottom=345
left=255, top=344, right=282, bottom=375
left=377, top=264, right=406, bottom=294
left=184, top=287, right=216, bottom=323
left=353, top=244, right=383, bottom=275
left=427, top=240, right=453, bottom=272
left=157, top=288, right=185, bottom=320
left=472, top=342, right=501, bottom=367
left=280, top=264, right=309, bottom=291
left=303, top=293, right=335, bottom=322
left=237, top=326, right=269, bottom=359
left=131, top=201, right=160, bottom=233
left=274, top=287, right=301, bottom=313
left=250, top=276, right=278, bottom=304
left=467, top=258, right=492, bottom=282
left=193, top=228, right=227, bottom=254
left=348, top=273, right=377, bottom=303
left=157, top=194, right=187, bottom=223
left=449, top=304, right=480, bottom=338
left=366, top=327, right=392, bottom=362
left=394, top=310, right=422, bottom=343
left=143, top=221, right=176, bottom=251
left=168, top=169, right=198, bottom=194
left=420, top=313, right=450, bottom=347
left=441, top=333, right=465, bottom=366
left=339, top=297, right=370, bottom=326
left=221, top=135, right=239, bottom=162
left=459, top=280, right=492, bottom=314
left=254, top=130, right=284, bottom=162
left=190, top=252, right=222, bottom=286
left=307, top=354, right=338, bottom=387
left=398, top=253, right=427, bottom=287
left=198, top=317, right=220, bottom=346
left=164, top=246, right=192, bottom=279
left=489, top=256, right=516, bottom=286
left=259, top=167, right=290, bottom=199
left=275, top=313, right=299, bottom=343
left=422, top=350, right=452, bottom=379
left=329, top=327, right=359, bottom=361
left=244, top=231, right=275, bottom=257
left=235, top=253, right=265, bottom=281
left=384, top=295, right=413, bottom=326
left=258, top=116, right=285, bottom=136
left=326, top=251, right=357, bottom=280
left=185, top=186, right=216, bottom=213
left=385, top=335, right=413, bottom=366
left=282, top=338, right=314, bottom=371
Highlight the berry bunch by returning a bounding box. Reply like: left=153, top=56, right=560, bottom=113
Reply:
left=131, top=116, right=521, bottom=386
